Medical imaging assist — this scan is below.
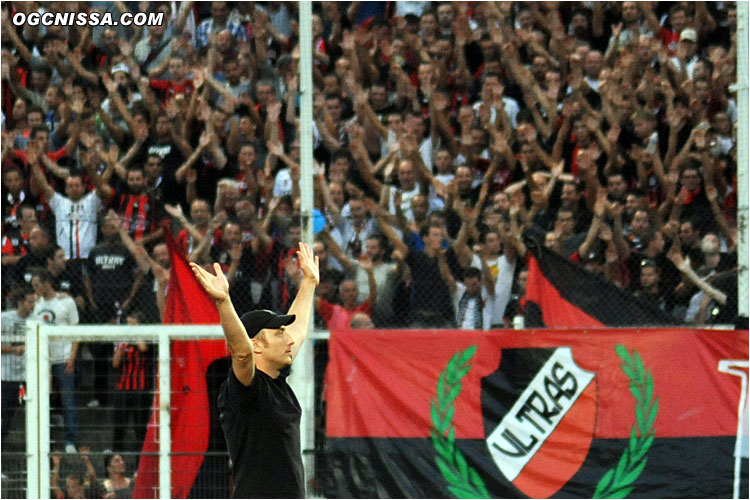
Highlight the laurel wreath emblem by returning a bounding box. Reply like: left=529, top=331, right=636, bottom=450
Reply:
left=430, top=345, right=490, bottom=498
left=593, top=345, right=659, bottom=499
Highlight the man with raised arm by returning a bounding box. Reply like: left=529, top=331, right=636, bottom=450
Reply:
left=190, top=242, right=319, bottom=499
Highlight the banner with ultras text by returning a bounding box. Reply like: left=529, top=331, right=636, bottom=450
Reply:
left=324, top=328, right=748, bottom=498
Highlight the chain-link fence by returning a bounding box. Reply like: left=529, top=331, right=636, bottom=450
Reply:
left=1, top=0, right=744, bottom=497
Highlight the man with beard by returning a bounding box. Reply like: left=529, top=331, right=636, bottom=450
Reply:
left=89, top=163, right=166, bottom=247
left=28, top=150, right=101, bottom=275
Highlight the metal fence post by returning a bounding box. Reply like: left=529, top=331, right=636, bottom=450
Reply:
left=25, top=321, right=39, bottom=499
left=735, top=1, right=748, bottom=319
left=38, top=324, right=50, bottom=499
left=159, top=331, right=171, bottom=499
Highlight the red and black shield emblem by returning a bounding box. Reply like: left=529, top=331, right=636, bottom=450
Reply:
left=481, top=347, right=597, bottom=498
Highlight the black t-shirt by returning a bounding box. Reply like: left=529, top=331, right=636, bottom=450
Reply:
left=405, top=248, right=454, bottom=322
left=140, top=139, right=186, bottom=206
left=86, top=243, right=136, bottom=303
left=218, top=367, right=304, bottom=499
left=14, top=249, right=49, bottom=286
left=55, top=264, right=85, bottom=300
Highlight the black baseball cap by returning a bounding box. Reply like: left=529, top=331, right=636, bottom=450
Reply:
left=241, top=310, right=296, bottom=338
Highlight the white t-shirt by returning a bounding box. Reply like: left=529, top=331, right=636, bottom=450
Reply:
left=452, top=282, right=493, bottom=330
left=1, top=310, right=28, bottom=381
left=48, top=191, right=102, bottom=259
left=472, top=98, right=520, bottom=130
left=490, top=254, right=516, bottom=326
left=353, top=262, right=394, bottom=304
left=387, top=185, right=421, bottom=222
left=32, top=294, right=79, bottom=364
left=272, top=167, right=293, bottom=197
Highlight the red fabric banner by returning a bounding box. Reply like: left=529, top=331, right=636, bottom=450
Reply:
left=133, top=229, right=226, bottom=499
left=326, top=328, right=748, bottom=439
left=324, top=328, right=748, bottom=498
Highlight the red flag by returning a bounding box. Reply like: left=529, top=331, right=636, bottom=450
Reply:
left=523, top=243, right=670, bottom=327
left=133, top=226, right=228, bottom=498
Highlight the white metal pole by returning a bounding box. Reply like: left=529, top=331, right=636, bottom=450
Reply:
left=25, top=322, right=39, bottom=499
left=38, top=325, right=50, bottom=499
left=289, top=2, right=317, bottom=497
left=158, top=333, right=171, bottom=499
left=735, top=1, right=748, bottom=319
left=299, top=0, right=314, bottom=247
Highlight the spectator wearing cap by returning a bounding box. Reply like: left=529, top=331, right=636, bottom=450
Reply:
left=642, top=4, right=691, bottom=55
left=191, top=243, right=318, bottom=499
left=668, top=28, right=699, bottom=81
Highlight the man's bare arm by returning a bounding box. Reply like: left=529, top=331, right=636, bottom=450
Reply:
left=284, top=243, right=319, bottom=361
left=191, top=262, right=255, bottom=385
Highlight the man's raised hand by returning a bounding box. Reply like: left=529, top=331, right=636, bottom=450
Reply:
left=190, top=262, right=230, bottom=302
left=296, top=242, right=320, bottom=286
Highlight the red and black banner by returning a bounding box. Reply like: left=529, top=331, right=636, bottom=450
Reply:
left=133, top=226, right=230, bottom=499
left=324, top=328, right=748, bottom=498
left=523, top=243, right=671, bottom=328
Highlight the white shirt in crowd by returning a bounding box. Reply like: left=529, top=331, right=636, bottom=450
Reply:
left=1, top=310, right=27, bottom=382
left=469, top=253, right=516, bottom=327
left=452, top=281, right=494, bottom=331
left=32, top=294, right=79, bottom=365
left=48, top=191, right=102, bottom=260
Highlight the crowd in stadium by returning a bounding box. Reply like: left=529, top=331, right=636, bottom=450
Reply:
left=0, top=0, right=741, bottom=467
